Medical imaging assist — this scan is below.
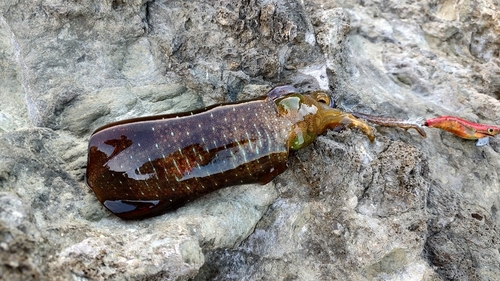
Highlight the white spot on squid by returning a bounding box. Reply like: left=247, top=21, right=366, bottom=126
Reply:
left=236, top=140, right=247, bottom=162
left=245, top=132, right=253, bottom=150
left=265, top=131, right=272, bottom=152
left=173, top=160, right=182, bottom=174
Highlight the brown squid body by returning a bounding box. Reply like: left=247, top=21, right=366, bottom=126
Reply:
left=86, top=86, right=374, bottom=219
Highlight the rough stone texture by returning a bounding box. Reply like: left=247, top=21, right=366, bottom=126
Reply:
left=0, top=0, right=499, bottom=280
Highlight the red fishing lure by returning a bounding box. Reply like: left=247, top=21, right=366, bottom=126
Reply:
left=424, top=116, right=500, bottom=146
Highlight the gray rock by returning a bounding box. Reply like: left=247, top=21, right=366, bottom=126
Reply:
left=1, top=0, right=499, bottom=280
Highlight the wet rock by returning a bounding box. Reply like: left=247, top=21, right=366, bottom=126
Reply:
left=1, top=0, right=500, bottom=280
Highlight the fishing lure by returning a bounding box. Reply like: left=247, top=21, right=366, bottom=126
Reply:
left=351, top=112, right=427, bottom=138
left=86, top=86, right=374, bottom=219
left=424, top=115, right=500, bottom=146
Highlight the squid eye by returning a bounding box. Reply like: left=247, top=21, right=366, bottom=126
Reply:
left=316, top=96, right=329, bottom=104
left=276, top=95, right=302, bottom=115
left=312, top=92, right=331, bottom=105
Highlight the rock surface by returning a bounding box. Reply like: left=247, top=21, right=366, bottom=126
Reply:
left=1, top=0, right=499, bottom=280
